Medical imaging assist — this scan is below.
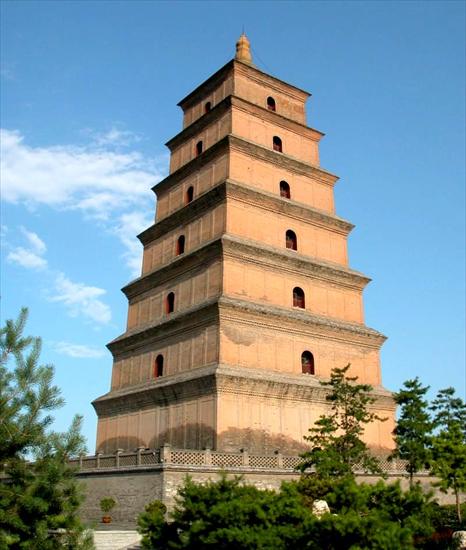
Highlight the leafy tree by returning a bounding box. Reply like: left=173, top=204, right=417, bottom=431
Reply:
left=138, top=500, right=168, bottom=549
left=0, top=308, right=93, bottom=549
left=138, top=475, right=311, bottom=550
left=137, top=474, right=434, bottom=550
left=299, top=365, right=385, bottom=480
left=391, top=377, right=434, bottom=487
left=430, top=387, right=466, bottom=524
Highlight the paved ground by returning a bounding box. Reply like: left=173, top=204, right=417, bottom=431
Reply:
left=92, top=530, right=141, bottom=549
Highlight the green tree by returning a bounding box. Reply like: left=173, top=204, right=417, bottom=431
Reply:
left=0, top=308, right=93, bottom=549
left=391, top=377, right=433, bottom=487
left=300, top=476, right=434, bottom=549
left=137, top=474, right=434, bottom=550
left=299, top=365, right=385, bottom=480
left=138, top=475, right=311, bottom=550
left=430, top=387, right=466, bottom=524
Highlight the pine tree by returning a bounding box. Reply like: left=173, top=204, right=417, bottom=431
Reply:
left=0, top=308, right=93, bottom=549
left=430, top=387, right=466, bottom=524
left=391, top=377, right=433, bottom=487
left=299, top=364, right=385, bottom=479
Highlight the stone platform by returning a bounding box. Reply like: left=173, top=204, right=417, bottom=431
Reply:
left=73, top=445, right=451, bottom=529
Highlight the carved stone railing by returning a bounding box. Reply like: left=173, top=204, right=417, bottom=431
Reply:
left=68, top=445, right=424, bottom=475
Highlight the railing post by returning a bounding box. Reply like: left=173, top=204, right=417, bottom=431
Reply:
left=275, top=450, right=283, bottom=468
left=136, top=446, right=145, bottom=466
left=79, top=454, right=83, bottom=470
left=96, top=452, right=102, bottom=469
left=204, top=447, right=212, bottom=466
left=116, top=449, right=123, bottom=468
left=161, top=443, right=171, bottom=464
left=240, top=448, right=249, bottom=467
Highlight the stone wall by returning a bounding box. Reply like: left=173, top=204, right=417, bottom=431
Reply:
left=74, top=446, right=456, bottom=528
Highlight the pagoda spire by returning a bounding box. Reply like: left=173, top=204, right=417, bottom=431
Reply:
left=235, top=33, right=253, bottom=65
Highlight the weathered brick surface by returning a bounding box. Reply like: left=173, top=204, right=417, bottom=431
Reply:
left=77, top=463, right=458, bottom=529
left=94, top=41, right=396, bottom=458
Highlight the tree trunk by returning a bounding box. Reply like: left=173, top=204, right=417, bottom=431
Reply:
left=456, top=488, right=462, bottom=524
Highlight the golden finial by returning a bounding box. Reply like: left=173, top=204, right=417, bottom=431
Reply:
left=235, top=33, right=253, bottom=65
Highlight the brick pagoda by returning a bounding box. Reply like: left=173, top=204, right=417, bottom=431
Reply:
left=93, top=34, right=395, bottom=456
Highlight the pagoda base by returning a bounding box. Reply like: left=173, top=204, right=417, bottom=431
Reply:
left=93, top=364, right=395, bottom=455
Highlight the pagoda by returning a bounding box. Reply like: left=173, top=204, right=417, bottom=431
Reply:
left=93, top=35, right=395, bottom=455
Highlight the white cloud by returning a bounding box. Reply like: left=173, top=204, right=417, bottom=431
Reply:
left=90, top=127, right=142, bottom=148
left=20, top=226, right=46, bottom=254
left=7, top=226, right=48, bottom=270
left=50, top=273, right=111, bottom=325
left=0, top=128, right=165, bottom=273
left=0, top=128, right=163, bottom=217
left=7, top=247, right=47, bottom=269
left=53, top=341, right=106, bottom=359
left=113, top=211, right=153, bottom=277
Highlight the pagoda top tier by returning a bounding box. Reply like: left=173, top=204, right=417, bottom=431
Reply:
left=177, top=34, right=311, bottom=130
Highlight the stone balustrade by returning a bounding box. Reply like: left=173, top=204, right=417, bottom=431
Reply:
left=69, top=446, right=424, bottom=475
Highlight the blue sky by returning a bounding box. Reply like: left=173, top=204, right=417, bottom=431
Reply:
left=1, top=1, right=465, bottom=451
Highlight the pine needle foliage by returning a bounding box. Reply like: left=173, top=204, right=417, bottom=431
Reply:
left=0, top=308, right=93, bottom=549
left=430, top=387, right=466, bottom=523
left=391, top=377, right=434, bottom=487
left=299, top=364, right=385, bottom=479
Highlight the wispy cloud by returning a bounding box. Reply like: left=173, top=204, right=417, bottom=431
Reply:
left=7, top=226, right=48, bottom=270
left=89, top=127, right=142, bottom=148
left=50, top=272, right=112, bottom=325
left=20, top=226, right=47, bottom=254
left=52, top=341, right=106, bottom=359
left=0, top=127, right=167, bottom=272
left=113, top=211, right=153, bottom=277
left=7, top=247, right=47, bottom=270
left=1, top=128, right=160, bottom=216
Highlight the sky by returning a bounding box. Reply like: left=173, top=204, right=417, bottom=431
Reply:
left=1, top=0, right=465, bottom=452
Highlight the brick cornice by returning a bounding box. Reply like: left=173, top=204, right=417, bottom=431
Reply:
left=107, top=293, right=385, bottom=359
left=153, top=135, right=338, bottom=197
left=165, top=96, right=231, bottom=150
left=217, top=296, right=387, bottom=348
left=225, top=179, right=353, bottom=235
left=122, top=239, right=221, bottom=300
left=92, top=364, right=219, bottom=415
left=214, top=364, right=395, bottom=409
left=166, top=95, right=322, bottom=152
left=232, top=60, right=310, bottom=101
left=123, top=234, right=368, bottom=303
left=107, top=298, right=219, bottom=356
left=222, top=235, right=370, bottom=290
left=177, top=60, right=234, bottom=109
left=177, top=59, right=310, bottom=110
left=92, top=362, right=394, bottom=417
left=230, top=95, right=323, bottom=140
left=141, top=179, right=351, bottom=248
left=138, top=184, right=226, bottom=245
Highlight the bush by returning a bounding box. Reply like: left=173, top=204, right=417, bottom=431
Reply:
left=136, top=474, right=438, bottom=549
left=99, top=497, right=117, bottom=514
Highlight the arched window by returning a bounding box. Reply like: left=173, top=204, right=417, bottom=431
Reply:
left=166, top=292, right=175, bottom=314
left=205, top=102, right=211, bottom=113
left=267, top=96, right=276, bottom=112
left=176, top=235, right=185, bottom=255
left=286, top=230, right=297, bottom=251
left=196, top=141, right=203, bottom=156
left=186, top=186, right=194, bottom=204
left=280, top=180, right=290, bottom=199
left=155, top=354, right=164, bottom=378
left=293, top=287, right=305, bottom=309
left=273, top=136, right=282, bottom=153
left=301, top=351, right=315, bottom=375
